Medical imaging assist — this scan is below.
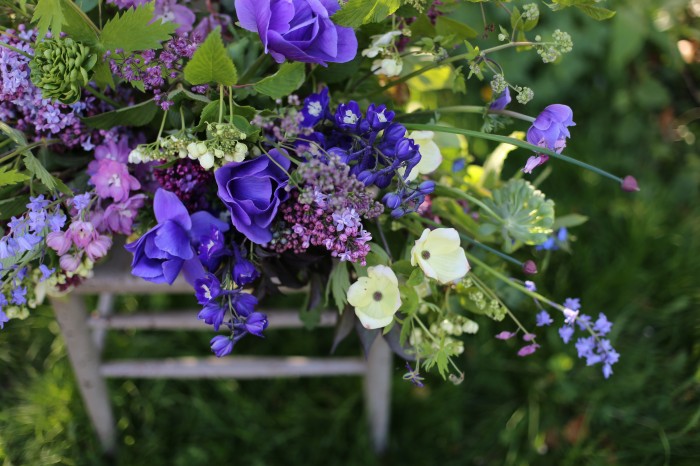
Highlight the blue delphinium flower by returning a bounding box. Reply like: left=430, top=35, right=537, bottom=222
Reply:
left=490, top=88, right=511, bottom=110
left=210, top=335, right=234, bottom=357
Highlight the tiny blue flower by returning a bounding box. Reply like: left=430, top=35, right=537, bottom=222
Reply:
left=535, top=310, right=553, bottom=326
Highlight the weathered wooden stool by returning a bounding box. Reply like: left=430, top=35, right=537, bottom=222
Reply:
left=49, top=252, right=392, bottom=454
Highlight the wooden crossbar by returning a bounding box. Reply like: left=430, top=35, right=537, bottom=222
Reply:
left=49, top=252, right=393, bottom=456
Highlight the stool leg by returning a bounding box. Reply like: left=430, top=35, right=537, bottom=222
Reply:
left=50, top=294, right=116, bottom=453
left=364, top=336, right=392, bottom=454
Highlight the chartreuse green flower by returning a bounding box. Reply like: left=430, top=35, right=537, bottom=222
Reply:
left=411, top=228, right=470, bottom=284
left=347, top=265, right=401, bottom=329
left=29, top=37, right=97, bottom=104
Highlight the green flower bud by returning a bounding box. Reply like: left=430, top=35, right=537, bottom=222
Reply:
left=29, top=37, right=97, bottom=104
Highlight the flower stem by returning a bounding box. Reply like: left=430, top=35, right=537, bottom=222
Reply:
left=397, top=105, right=536, bottom=123
left=403, top=123, right=625, bottom=184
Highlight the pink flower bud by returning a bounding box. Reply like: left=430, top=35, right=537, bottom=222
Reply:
left=621, top=175, right=640, bottom=192
left=47, top=231, right=72, bottom=255
left=59, top=254, right=82, bottom=272
left=517, top=344, right=540, bottom=357
left=85, top=234, right=112, bottom=261
left=495, top=331, right=517, bottom=340
left=522, top=260, right=538, bottom=275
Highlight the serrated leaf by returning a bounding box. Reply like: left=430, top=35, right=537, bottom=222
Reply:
left=82, top=99, right=159, bottom=129
left=100, top=3, right=177, bottom=53
left=23, top=151, right=72, bottom=195
left=406, top=268, right=425, bottom=287
left=326, top=261, right=351, bottom=313
left=575, top=4, right=616, bottom=20
left=92, top=60, right=116, bottom=89
left=253, top=62, right=305, bottom=100
left=0, top=168, right=31, bottom=187
left=333, top=0, right=402, bottom=28
left=32, top=0, right=65, bottom=40
left=184, top=28, right=237, bottom=86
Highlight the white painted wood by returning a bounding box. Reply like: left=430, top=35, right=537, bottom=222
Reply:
left=91, top=293, right=114, bottom=352
left=100, top=356, right=367, bottom=379
left=364, top=336, right=392, bottom=454
left=87, top=310, right=337, bottom=331
left=50, top=294, right=116, bottom=453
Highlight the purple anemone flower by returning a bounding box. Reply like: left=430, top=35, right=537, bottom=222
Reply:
left=235, top=0, right=358, bottom=66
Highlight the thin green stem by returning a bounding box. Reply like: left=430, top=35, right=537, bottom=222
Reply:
left=156, top=110, right=168, bottom=141
left=403, top=123, right=625, bottom=184
left=228, top=86, right=234, bottom=121
left=218, top=85, right=224, bottom=124
left=397, top=105, right=536, bottom=123
left=84, top=85, right=120, bottom=108
left=480, top=41, right=534, bottom=55
left=0, top=139, right=61, bottom=164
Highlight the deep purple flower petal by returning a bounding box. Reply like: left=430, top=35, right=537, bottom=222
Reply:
left=154, top=189, right=191, bottom=230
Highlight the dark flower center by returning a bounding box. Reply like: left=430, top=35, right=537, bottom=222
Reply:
left=421, top=250, right=431, bottom=260
left=373, top=291, right=383, bottom=301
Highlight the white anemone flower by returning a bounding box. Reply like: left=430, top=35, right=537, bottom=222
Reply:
left=372, top=58, right=403, bottom=77
left=404, top=130, right=443, bottom=181
left=411, top=228, right=470, bottom=284
left=347, top=265, right=402, bottom=329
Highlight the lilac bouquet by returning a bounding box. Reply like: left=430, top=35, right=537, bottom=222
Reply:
left=1, top=0, right=629, bottom=382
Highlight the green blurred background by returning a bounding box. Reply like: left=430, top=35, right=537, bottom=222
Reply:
left=2, top=0, right=699, bottom=464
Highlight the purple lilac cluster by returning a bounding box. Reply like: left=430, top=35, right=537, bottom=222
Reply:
left=107, top=34, right=201, bottom=110
left=269, top=155, right=382, bottom=264
left=0, top=26, right=121, bottom=149
left=536, top=298, right=620, bottom=378
left=152, top=158, right=214, bottom=211
left=298, top=88, right=434, bottom=217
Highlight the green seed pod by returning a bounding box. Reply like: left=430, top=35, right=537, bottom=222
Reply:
left=29, top=37, right=97, bottom=104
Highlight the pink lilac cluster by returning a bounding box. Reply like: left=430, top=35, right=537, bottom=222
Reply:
left=0, top=26, right=122, bottom=149
left=269, top=156, right=383, bottom=264
left=107, top=34, right=201, bottom=110
left=46, top=194, right=112, bottom=273
left=152, top=158, right=214, bottom=211
left=86, top=139, right=148, bottom=235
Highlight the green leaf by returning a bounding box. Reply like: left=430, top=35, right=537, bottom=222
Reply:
left=198, top=99, right=221, bottom=128
left=332, top=0, right=402, bottom=28
left=575, top=4, right=616, bottom=20
left=553, top=213, right=589, bottom=229
left=325, top=262, right=351, bottom=313
left=228, top=115, right=260, bottom=142
left=92, top=60, right=116, bottom=89
left=406, top=268, right=425, bottom=287
left=365, top=243, right=391, bottom=267
left=399, top=285, right=419, bottom=315
left=253, top=62, right=305, bottom=100
left=32, top=0, right=65, bottom=40
left=0, top=195, right=30, bottom=220
left=100, top=3, right=177, bottom=53
left=0, top=168, right=30, bottom=187
left=82, top=99, right=159, bottom=129
left=23, top=151, right=72, bottom=195
left=391, top=259, right=414, bottom=277
left=183, top=28, right=238, bottom=86
left=167, top=86, right=211, bottom=105
left=435, top=16, right=477, bottom=41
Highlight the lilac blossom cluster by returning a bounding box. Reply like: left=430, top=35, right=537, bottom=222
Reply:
left=107, top=34, right=201, bottom=110
left=269, top=155, right=383, bottom=264
left=152, top=158, right=214, bottom=211
left=0, top=26, right=121, bottom=149
left=297, top=88, right=434, bottom=216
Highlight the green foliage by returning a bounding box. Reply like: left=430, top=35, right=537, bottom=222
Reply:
left=480, top=179, right=555, bottom=253
left=183, top=28, right=238, bottom=86
left=548, top=0, right=616, bottom=20
left=23, top=150, right=72, bottom=195
left=100, top=3, right=177, bottom=53
left=332, top=0, right=402, bottom=28
left=82, top=99, right=159, bottom=129
left=0, top=167, right=30, bottom=187
left=31, top=0, right=99, bottom=44
left=253, top=62, right=305, bottom=100
left=31, top=0, right=65, bottom=40
left=326, top=261, right=351, bottom=313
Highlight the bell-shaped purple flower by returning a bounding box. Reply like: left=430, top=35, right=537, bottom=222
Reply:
left=366, top=104, right=394, bottom=131
left=243, top=312, right=268, bottom=337
left=210, top=335, right=234, bottom=357
left=490, top=88, right=511, bottom=110
left=334, top=101, right=362, bottom=132
left=194, top=273, right=222, bottom=305
left=232, top=246, right=259, bottom=286
left=526, top=104, right=576, bottom=153
left=198, top=302, right=227, bottom=330
left=301, top=87, right=330, bottom=127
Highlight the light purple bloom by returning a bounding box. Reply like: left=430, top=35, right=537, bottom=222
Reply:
left=155, top=0, right=196, bottom=35
left=563, top=297, right=581, bottom=311
left=535, top=310, right=553, bottom=327
left=71, top=193, right=92, bottom=212
left=495, top=330, right=517, bottom=340
left=235, top=0, right=358, bottom=65
left=0, top=308, right=8, bottom=329
left=27, top=195, right=50, bottom=212
left=96, top=194, right=147, bottom=235
left=559, top=325, right=574, bottom=343
left=593, top=313, right=613, bottom=336
left=524, top=280, right=537, bottom=292
left=517, top=343, right=539, bottom=357
left=215, top=150, right=291, bottom=244
left=11, top=286, right=26, bottom=305
left=38, top=264, right=55, bottom=282
left=526, top=104, right=575, bottom=153
left=563, top=308, right=579, bottom=325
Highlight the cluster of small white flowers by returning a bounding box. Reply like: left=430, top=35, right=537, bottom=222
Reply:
left=432, top=315, right=479, bottom=337
left=128, top=133, right=196, bottom=164
left=553, top=29, right=573, bottom=53
left=490, top=73, right=508, bottom=94
left=535, top=29, right=573, bottom=63
left=523, top=3, right=540, bottom=21
left=362, top=31, right=405, bottom=78
left=186, top=125, right=249, bottom=170
left=515, top=85, right=534, bottom=104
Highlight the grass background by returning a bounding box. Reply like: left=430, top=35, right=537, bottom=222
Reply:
left=2, top=0, right=700, bottom=464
